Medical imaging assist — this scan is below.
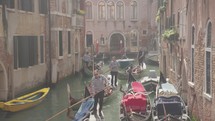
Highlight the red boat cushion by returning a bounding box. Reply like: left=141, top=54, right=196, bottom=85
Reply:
left=131, top=82, right=146, bottom=93
left=121, top=92, right=147, bottom=112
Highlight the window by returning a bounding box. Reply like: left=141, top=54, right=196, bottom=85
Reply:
left=131, top=1, right=137, bottom=19
left=116, top=1, right=124, bottom=20
left=39, top=0, right=47, bottom=14
left=59, top=31, right=63, bottom=57
left=40, top=36, right=44, bottom=63
left=68, top=31, right=71, bottom=54
left=86, top=1, right=92, bottom=19
left=107, top=1, right=115, bottom=20
left=205, top=21, right=212, bottom=95
left=72, top=0, right=78, bottom=13
left=100, top=35, right=105, bottom=45
left=18, top=0, right=34, bottom=12
left=191, top=26, right=195, bottom=82
left=86, top=31, right=93, bottom=47
left=13, top=36, right=38, bottom=69
left=98, top=1, right=105, bottom=19
left=0, top=0, right=15, bottom=8
left=143, top=30, right=147, bottom=35
left=130, top=30, right=137, bottom=46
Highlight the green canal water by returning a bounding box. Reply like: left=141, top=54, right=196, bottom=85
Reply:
left=0, top=64, right=159, bottom=121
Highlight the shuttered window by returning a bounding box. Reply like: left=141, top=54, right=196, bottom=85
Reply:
left=18, top=0, right=34, bottom=12
left=59, top=31, right=63, bottom=56
left=13, top=36, right=38, bottom=69
left=39, top=0, right=47, bottom=14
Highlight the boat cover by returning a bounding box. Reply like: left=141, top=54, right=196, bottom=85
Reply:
left=131, top=82, right=146, bottom=93
left=73, top=98, right=94, bottom=121
left=155, top=96, right=182, bottom=116
left=121, top=82, right=147, bottom=112
left=122, top=93, right=147, bottom=112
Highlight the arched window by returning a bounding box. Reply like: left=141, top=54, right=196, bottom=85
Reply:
left=107, top=1, right=115, bottom=20
left=98, top=1, right=106, bottom=19
left=205, top=21, right=212, bottom=95
left=116, top=1, right=124, bottom=19
left=131, top=1, right=137, bottom=19
left=191, top=26, right=195, bottom=83
left=86, top=1, right=92, bottom=19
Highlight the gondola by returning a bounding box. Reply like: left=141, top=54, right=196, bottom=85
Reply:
left=70, top=74, right=113, bottom=111
left=117, top=58, right=135, bottom=69
left=120, top=81, right=152, bottom=121
left=0, top=87, right=50, bottom=112
left=82, top=61, right=104, bottom=77
left=82, top=64, right=93, bottom=77
left=69, top=77, right=113, bottom=121
left=145, top=55, right=159, bottom=66
left=152, top=81, right=190, bottom=121
left=140, top=70, right=159, bottom=92
left=118, top=64, right=146, bottom=80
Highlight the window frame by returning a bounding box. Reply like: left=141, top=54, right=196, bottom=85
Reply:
left=58, top=31, right=63, bottom=57
left=107, top=1, right=115, bottom=20
left=98, top=1, right=106, bottom=20
left=191, top=25, right=195, bottom=83
left=68, top=31, right=71, bottom=55
left=204, top=21, right=212, bottom=96
left=18, top=0, right=34, bottom=12
left=116, top=1, right=124, bottom=20
left=130, top=1, right=137, bottom=20
left=86, top=1, right=93, bottom=19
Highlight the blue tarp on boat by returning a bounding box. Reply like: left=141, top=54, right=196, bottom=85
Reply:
left=73, top=98, right=94, bottom=121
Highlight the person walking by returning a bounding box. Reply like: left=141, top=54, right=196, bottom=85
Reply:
left=91, top=70, right=107, bottom=119
left=109, top=56, right=120, bottom=87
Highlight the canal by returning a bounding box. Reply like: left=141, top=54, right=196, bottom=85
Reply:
left=0, top=64, right=159, bottom=121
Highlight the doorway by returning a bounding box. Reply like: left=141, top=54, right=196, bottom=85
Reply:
left=109, top=33, right=124, bottom=54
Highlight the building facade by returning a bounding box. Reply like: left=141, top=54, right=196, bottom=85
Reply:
left=158, top=0, right=215, bottom=120
left=49, top=0, right=85, bottom=83
left=0, top=0, right=85, bottom=101
left=85, top=0, right=152, bottom=56
left=0, top=0, right=48, bottom=100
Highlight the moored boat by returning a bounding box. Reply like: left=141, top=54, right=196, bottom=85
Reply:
left=118, top=64, right=146, bottom=80
left=83, top=65, right=93, bottom=77
left=71, top=75, right=114, bottom=111
left=72, top=97, right=95, bottom=121
left=152, top=81, right=190, bottom=121
left=141, top=70, right=159, bottom=92
left=0, top=87, right=50, bottom=112
left=120, top=81, right=152, bottom=121
left=117, top=58, right=135, bottom=69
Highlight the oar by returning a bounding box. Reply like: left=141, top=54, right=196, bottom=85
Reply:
left=66, top=83, right=75, bottom=119
left=67, top=83, right=71, bottom=104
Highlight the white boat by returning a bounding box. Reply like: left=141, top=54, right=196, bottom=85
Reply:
left=140, top=70, right=159, bottom=92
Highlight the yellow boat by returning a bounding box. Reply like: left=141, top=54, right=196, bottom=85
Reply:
left=0, top=87, right=50, bottom=112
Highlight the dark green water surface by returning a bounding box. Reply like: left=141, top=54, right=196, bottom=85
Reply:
left=0, top=64, right=158, bottom=121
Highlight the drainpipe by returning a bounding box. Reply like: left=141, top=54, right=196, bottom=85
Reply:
left=48, top=0, right=52, bottom=86
left=2, top=0, right=13, bottom=100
